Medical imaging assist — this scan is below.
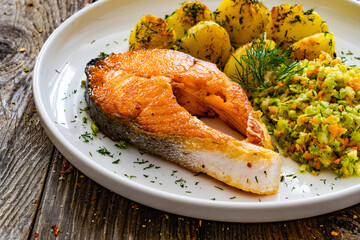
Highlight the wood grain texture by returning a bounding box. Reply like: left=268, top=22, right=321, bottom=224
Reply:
left=30, top=151, right=200, bottom=240
left=199, top=209, right=360, bottom=240
left=1, top=0, right=360, bottom=239
left=0, top=0, right=92, bottom=238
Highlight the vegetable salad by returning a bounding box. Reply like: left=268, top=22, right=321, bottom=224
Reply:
left=252, top=53, right=360, bottom=177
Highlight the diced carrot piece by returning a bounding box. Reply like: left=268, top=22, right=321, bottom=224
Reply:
left=331, top=59, right=342, bottom=66
left=346, top=97, right=352, bottom=105
left=339, top=138, right=349, bottom=147
left=333, top=159, right=340, bottom=165
left=326, top=116, right=337, bottom=122
left=348, top=141, right=357, bottom=147
left=290, top=145, right=295, bottom=152
left=268, top=106, right=278, bottom=115
left=317, top=91, right=324, bottom=100
left=329, top=125, right=347, bottom=137
left=298, top=116, right=308, bottom=122
left=307, top=67, right=319, bottom=77
left=348, top=77, right=360, bottom=91
left=303, top=151, right=313, bottom=160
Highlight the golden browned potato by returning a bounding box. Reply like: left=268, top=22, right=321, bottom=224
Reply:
left=165, top=1, right=214, bottom=39
left=288, top=32, right=336, bottom=60
left=177, top=21, right=232, bottom=68
left=129, top=14, right=176, bottom=51
left=224, top=39, right=276, bottom=83
left=268, top=4, right=328, bottom=49
left=215, top=0, right=271, bottom=46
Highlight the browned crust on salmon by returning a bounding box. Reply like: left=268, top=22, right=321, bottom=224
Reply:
left=96, top=49, right=272, bottom=149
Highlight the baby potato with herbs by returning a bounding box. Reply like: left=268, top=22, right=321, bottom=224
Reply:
left=215, top=0, right=271, bottom=46
left=129, top=14, right=176, bottom=51
left=165, top=1, right=214, bottom=39
left=288, top=32, right=336, bottom=61
left=268, top=4, right=328, bottom=49
left=177, top=21, right=232, bottom=68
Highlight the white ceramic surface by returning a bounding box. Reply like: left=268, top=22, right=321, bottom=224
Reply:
left=33, top=0, right=360, bottom=222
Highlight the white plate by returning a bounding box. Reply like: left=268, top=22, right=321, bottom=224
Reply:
left=33, top=0, right=360, bottom=222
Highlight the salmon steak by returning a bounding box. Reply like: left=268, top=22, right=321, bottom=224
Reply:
left=85, top=49, right=281, bottom=195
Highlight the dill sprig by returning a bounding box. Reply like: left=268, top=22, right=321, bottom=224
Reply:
left=229, top=35, right=301, bottom=92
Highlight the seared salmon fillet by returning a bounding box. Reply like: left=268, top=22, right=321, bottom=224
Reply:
left=85, top=49, right=281, bottom=195
left=96, top=49, right=273, bottom=149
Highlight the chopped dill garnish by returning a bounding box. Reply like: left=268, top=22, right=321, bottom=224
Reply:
left=97, top=146, right=113, bottom=157
left=228, top=35, right=301, bottom=92
left=143, top=164, right=155, bottom=170
left=79, top=106, right=89, bottom=112
left=183, top=3, right=204, bottom=18
left=303, top=8, right=315, bottom=15
left=175, top=178, right=186, bottom=188
left=124, top=174, right=136, bottom=179
left=133, top=159, right=149, bottom=164
left=81, top=80, right=86, bottom=88
left=99, top=52, right=109, bottom=57
left=80, top=132, right=93, bottom=143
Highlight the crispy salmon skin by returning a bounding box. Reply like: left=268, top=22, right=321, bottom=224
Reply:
left=85, top=49, right=281, bottom=195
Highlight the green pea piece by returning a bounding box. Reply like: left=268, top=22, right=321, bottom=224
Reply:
left=91, top=122, right=99, bottom=136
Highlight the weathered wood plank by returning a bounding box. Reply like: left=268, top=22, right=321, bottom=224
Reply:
left=199, top=205, right=360, bottom=239
left=30, top=152, right=200, bottom=239
left=0, top=0, right=92, bottom=238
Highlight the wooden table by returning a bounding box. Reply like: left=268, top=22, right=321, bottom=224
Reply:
left=1, top=0, right=360, bottom=239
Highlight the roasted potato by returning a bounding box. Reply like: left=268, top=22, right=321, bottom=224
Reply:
left=288, top=32, right=336, bottom=60
left=215, top=0, right=271, bottom=46
left=177, top=21, right=232, bottom=68
left=129, top=14, right=176, bottom=51
left=224, top=39, right=276, bottom=83
left=165, top=1, right=213, bottom=39
left=268, top=4, right=328, bottom=49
